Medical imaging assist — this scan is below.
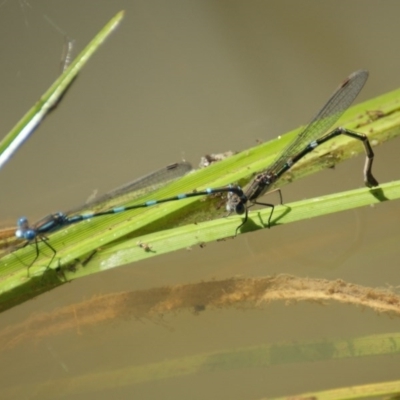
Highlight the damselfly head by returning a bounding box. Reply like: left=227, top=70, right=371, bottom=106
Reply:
left=226, top=192, right=246, bottom=215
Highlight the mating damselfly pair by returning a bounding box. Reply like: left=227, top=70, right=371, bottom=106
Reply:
left=9, top=70, right=379, bottom=274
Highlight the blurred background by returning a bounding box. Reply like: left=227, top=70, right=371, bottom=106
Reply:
left=0, top=1, right=399, bottom=398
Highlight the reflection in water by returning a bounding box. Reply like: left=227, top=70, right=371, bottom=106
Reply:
left=1, top=274, right=399, bottom=352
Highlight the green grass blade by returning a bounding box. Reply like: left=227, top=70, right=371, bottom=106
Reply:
left=86, top=179, right=400, bottom=271
left=272, top=379, right=400, bottom=400
left=0, top=10, right=125, bottom=169
left=3, top=328, right=400, bottom=395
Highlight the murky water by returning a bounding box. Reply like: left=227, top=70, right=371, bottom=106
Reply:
left=0, top=1, right=399, bottom=399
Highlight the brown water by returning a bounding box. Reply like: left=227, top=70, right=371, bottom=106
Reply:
left=0, top=1, right=399, bottom=399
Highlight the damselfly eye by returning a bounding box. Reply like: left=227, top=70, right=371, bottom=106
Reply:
left=17, top=217, right=29, bottom=229
left=235, top=203, right=245, bottom=215
left=16, top=229, right=36, bottom=240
